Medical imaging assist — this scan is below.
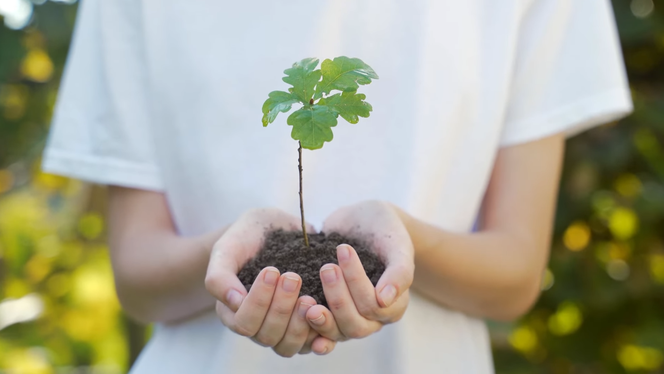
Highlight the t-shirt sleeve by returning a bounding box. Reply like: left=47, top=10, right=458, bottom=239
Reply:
left=499, top=0, right=633, bottom=147
left=42, top=0, right=164, bottom=191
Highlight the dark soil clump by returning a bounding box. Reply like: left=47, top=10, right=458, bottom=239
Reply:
left=237, top=229, right=385, bottom=307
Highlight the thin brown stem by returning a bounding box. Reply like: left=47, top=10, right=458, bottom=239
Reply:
left=298, top=141, right=310, bottom=247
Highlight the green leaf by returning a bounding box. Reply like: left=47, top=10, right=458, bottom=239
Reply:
left=287, top=106, right=338, bottom=150
left=319, top=91, right=373, bottom=124
left=314, top=57, right=379, bottom=99
left=261, top=91, right=299, bottom=126
left=282, top=58, right=322, bottom=104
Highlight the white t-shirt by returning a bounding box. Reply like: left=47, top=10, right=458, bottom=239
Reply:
left=43, top=0, right=632, bottom=373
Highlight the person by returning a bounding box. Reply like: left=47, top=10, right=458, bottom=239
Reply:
left=42, top=0, right=633, bottom=372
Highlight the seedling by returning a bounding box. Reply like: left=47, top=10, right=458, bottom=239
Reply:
left=261, top=57, right=378, bottom=247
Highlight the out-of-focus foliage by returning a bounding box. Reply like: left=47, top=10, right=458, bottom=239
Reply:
left=0, top=0, right=663, bottom=373
left=0, top=2, right=139, bottom=373
left=492, top=1, right=664, bottom=373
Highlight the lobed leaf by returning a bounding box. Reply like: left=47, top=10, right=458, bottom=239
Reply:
left=287, top=106, right=338, bottom=150
left=282, top=57, right=322, bottom=104
left=262, top=91, right=300, bottom=126
left=314, top=56, right=379, bottom=99
left=319, top=91, right=373, bottom=124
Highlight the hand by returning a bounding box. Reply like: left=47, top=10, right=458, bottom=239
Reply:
left=205, top=208, right=336, bottom=356
left=307, top=200, right=414, bottom=341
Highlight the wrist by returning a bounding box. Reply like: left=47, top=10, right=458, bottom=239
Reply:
left=387, top=203, right=415, bottom=243
left=201, top=225, right=230, bottom=258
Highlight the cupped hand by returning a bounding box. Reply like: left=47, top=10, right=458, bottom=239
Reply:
left=205, top=208, right=336, bottom=356
left=307, top=200, right=414, bottom=341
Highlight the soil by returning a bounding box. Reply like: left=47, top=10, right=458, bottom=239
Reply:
left=237, top=229, right=385, bottom=307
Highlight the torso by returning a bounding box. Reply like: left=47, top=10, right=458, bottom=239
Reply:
left=132, top=1, right=526, bottom=372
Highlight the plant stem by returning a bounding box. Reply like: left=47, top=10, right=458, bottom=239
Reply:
left=298, top=141, right=310, bottom=248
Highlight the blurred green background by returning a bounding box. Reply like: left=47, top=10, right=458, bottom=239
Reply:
left=0, top=0, right=663, bottom=373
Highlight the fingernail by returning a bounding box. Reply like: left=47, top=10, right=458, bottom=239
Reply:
left=282, top=275, right=300, bottom=293
left=227, top=289, right=244, bottom=310
left=316, top=346, right=328, bottom=355
left=379, top=285, right=397, bottom=307
left=321, top=266, right=337, bottom=284
left=264, top=268, right=279, bottom=286
left=337, top=245, right=351, bottom=263
left=309, top=313, right=326, bottom=326
left=298, top=301, right=314, bottom=318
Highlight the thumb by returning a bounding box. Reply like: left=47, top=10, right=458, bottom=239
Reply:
left=375, top=261, right=414, bottom=308
left=205, top=250, right=248, bottom=312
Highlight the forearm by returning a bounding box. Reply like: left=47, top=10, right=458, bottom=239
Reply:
left=397, top=135, right=562, bottom=321
left=398, top=210, right=546, bottom=321
left=108, top=186, right=227, bottom=324
left=109, top=226, right=225, bottom=324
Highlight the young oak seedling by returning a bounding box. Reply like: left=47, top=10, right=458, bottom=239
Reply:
left=262, top=56, right=378, bottom=247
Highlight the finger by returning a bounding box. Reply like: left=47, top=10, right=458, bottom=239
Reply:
left=298, top=328, right=319, bottom=355
left=375, top=254, right=414, bottom=309
left=306, top=305, right=345, bottom=341
left=205, top=251, right=247, bottom=312
left=216, top=300, right=293, bottom=341
left=273, top=295, right=316, bottom=357
left=254, top=272, right=302, bottom=347
left=233, top=267, right=280, bottom=336
left=336, top=244, right=383, bottom=320
left=312, top=336, right=337, bottom=355
left=319, top=265, right=381, bottom=339
left=215, top=300, right=239, bottom=330
left=381, top=289, right=410, bottom=324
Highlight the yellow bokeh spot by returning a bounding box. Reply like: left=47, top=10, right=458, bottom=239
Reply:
left=34, top=172, right=69, bottom=191
left=4, top=278, right=31, bottom=298
left=618, top=345, right=664, bottom=371
left=25, top=254, right=53, bottom=283
left=61, top=309, right=99, bottom=342
left=0, top=84, right=29, bottom=120
left=509, top=325, right=539, bottom=354
left=4, top=348, right=53, bottom=374
left=649, top=254, right=664, bottom=284
left=62, top=259, right=121, bottom=342
left=541, top=268, right=554, bottom=291
left=21, top=49, right=54, bottom=83
left=0, top=169, right=14, bottom=193
left=614, top=174, right=642, bottom=198
left=61, top=306, right=118, bottom=342
left=72, top=267, right=117, bottom=308
left=563, top=221, right=591, bottom=251
left=78, top=213, right=104, bottom=240
left=548, top=302, right=583, bottom=336
left=608, top=207, right=639, bottom=240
